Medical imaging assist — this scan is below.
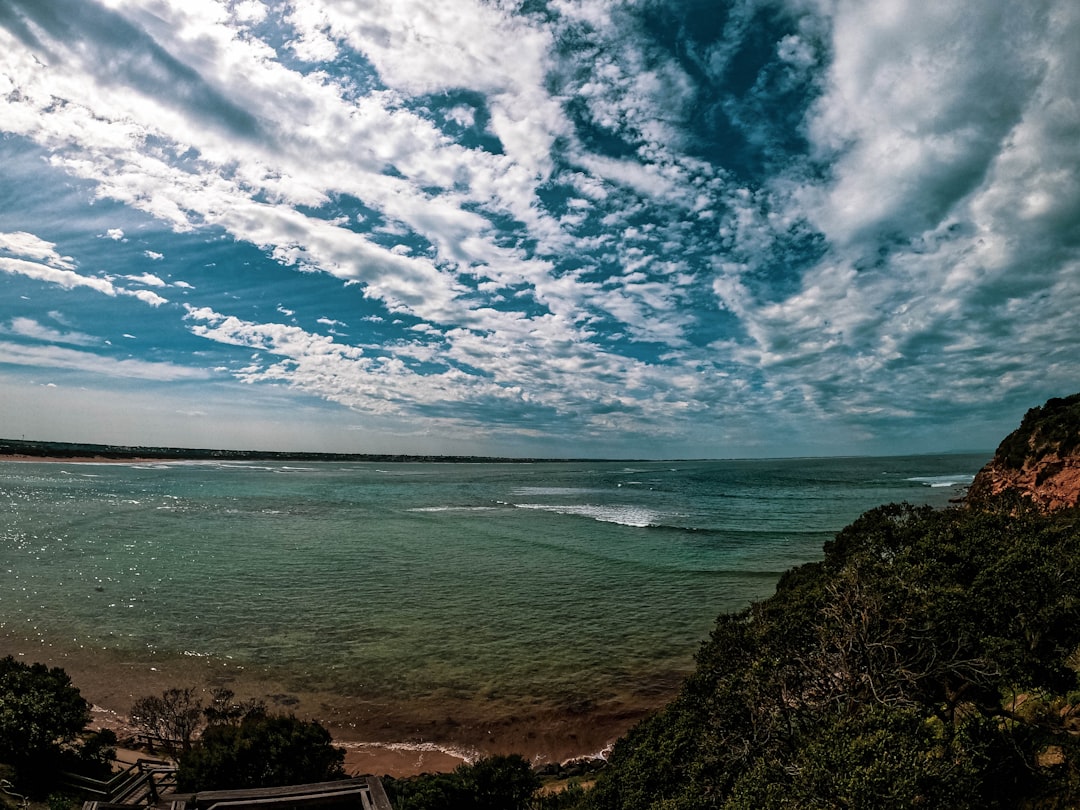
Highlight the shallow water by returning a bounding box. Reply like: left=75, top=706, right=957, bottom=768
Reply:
left=0, top=455, right=984, bottom=757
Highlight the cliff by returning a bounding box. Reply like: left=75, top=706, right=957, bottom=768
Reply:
left=967, top=392, right=1080, bottom=510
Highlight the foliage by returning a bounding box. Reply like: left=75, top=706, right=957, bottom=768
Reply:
left=0, top=657, right=90, bottom=764
left=203, top=686, right=266, bottom=726
left=536, top=782, right=588, bottom=810
left=130, top=687, right=204, bottom=757
left=997, top=393, right=1080, bottom=469
left=0, top=656, right=92, bottom=791
left=175, top=713, right=345, bottom=791
left=129, top=686, right=266, bottom=758
left=385, top=755, right=541, bottom=810
left=584, top=502, right=1080, bottom=809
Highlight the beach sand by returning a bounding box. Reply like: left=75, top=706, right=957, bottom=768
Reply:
left=1, top=628, right=669, bottom=777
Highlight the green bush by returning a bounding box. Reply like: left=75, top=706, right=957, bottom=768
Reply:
left=176, top=713, right=345, bottom=791
left=385, top=755, right=541, bottom=810
left=584, top=502, right=1080, bottom=809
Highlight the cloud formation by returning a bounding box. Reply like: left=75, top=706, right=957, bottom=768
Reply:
left=0, top=0, right=1077, bottom=456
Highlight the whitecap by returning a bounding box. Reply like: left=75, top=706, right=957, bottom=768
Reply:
left=407, top=506, right=498, bottom=513
left=338, top=739, right=479, bottom=765
left=906, top=474, right=975, bottom=488
left=511, top=486, right=607, bottom=496
left=513, top=503, right=659, bottom=528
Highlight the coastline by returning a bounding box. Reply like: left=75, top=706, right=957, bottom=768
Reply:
left=0, top=454, right=164, bottom=464
left=0, top=627, right=662, bottom=777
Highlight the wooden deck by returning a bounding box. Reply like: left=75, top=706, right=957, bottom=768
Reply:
left=85, top=776, right=391, bottom=810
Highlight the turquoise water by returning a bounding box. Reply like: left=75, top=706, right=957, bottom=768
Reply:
left=0, top=455, right=984, bottom=713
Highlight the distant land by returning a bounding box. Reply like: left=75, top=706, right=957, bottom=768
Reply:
left=0, top=438, right=583, bottom=464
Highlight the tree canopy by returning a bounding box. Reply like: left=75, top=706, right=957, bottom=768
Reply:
left=176, top=713, right=345, bottom=791
left=0, top=656, right=90, bottom=765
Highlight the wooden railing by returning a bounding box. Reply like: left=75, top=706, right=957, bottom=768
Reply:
left=63, top=758, right=177, bottom=806
left=168, top=777, right=391, bottom=810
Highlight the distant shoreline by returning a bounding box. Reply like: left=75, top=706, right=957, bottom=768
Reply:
left=0, top=438, right=598, bottom=465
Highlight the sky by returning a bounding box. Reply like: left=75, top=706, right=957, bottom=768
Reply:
left=0, top=0, right=1077, bottom=459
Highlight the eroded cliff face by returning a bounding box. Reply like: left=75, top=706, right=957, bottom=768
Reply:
left=967, top=393, right=1080, bottom=511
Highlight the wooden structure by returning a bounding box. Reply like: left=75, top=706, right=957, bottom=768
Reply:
left=83, top=776, right=391, bottom=810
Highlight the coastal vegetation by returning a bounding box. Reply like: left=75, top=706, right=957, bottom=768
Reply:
left=581, top=499, right=1080, bottom=809
left=995, top=393, right=1080, bottom=470
left=175, top=714, right=345, bottom=791
left=383, top=754, right=541, bottom=810
left=129, top=687, right=344, bottom=791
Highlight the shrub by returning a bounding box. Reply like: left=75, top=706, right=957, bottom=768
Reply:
left=176, top=713, right=345, bottom=791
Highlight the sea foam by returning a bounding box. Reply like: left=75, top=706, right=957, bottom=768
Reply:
left=906, top=474, right=975, bottom=488
left=513, top=503, right=660, bottom=528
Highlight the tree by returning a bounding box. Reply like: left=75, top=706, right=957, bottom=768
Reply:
left=203, top=687, right=266, bottom=726
left=129, top=686, right=266, bottom=759
left=0, top=656, right=98, bottom=793
left=0, top=657, right=90, bottom=765
left=129, top=687, right=204, bottom=757
left=176, top=714, right=345, bottom=791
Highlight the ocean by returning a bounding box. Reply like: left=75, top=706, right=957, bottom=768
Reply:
left=0, top=454, right=985, bottom=761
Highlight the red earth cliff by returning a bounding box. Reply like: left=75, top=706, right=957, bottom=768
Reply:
left=967, top=393, right=1080, bottom=511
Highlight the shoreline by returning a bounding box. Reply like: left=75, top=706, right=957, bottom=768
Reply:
left=0, top=628, right=666, bottom=777
left=0, top=454, right=166, bottom=464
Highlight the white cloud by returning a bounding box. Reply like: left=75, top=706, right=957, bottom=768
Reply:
left=106, top=228, right=126, bottom=241
left=0, top=255, right=118, bottom=296
left=2, top=317, right=98, bottom=346
left=126, top=272, right=167, bottom=287
left=0, top=231, right=76, bottom=268
left=0, top=340, right=211, bottom=381
left=125, top=289, right=169, bottom=307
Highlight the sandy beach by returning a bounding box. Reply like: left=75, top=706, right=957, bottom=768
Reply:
left=0, top=627, right=660, bottom=777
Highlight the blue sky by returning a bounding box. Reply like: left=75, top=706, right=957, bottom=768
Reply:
left=0, top=0, right=1077, bottom=459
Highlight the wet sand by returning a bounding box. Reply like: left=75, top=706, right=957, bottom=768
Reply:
left=1, top=628, right=675, bottom=777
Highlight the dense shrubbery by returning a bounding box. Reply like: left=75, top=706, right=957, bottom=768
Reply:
left=584, top=500, right=1080, bottom=809
left=997, top=393, right=1080, bottom=469
left=176, top=713, right=345, bottom=791
left=384, top=755, right=542, bottom=810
